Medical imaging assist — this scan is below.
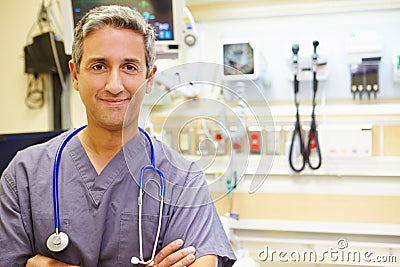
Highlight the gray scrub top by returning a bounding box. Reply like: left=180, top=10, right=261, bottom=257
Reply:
left=0, top=129, right=236, bottom=267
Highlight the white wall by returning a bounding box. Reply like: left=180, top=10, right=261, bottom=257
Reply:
left=0, top=0, right=49, bottom=134
left=1, top=1, right=399, bottom=133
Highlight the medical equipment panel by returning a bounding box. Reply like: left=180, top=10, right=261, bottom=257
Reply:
left=222, top=42, right=270, bottom=103
left=72, top=1, right=174, bottom=41
left=60, top=0, right=196, bottom=58
left=350, top=59, right=381, bottom=100
left=346, top=31, right=382, bottom=100
left=24, top=32, right=70, bottom=76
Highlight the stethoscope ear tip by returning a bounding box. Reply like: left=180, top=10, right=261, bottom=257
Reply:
left=131, top=257, right=140, bottom=264
left=130, top=257, right=154, bottom=266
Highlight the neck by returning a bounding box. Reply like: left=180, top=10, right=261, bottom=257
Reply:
left=77, top=124, right=138, bottom=174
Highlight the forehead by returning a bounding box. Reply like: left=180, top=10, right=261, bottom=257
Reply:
left=81, top=26, right=146, bottom=62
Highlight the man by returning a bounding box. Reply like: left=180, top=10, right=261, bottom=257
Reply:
left=0, top=5, right=236, bottom=267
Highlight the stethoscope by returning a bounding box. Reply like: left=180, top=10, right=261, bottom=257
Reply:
left=46, top=125, right=165, bottom=266
left=288, top=41, right=322, bottom=172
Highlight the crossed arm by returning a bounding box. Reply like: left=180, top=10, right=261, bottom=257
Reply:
left=26, top=239, right=217, bottom=267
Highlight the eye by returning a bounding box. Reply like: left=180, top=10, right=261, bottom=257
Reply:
left=91, top=64, right=106, bottom=71
left=123, top=64, right=140, bottom=74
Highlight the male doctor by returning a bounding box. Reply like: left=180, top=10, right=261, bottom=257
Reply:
left=0, top=5, right=236, bottom=267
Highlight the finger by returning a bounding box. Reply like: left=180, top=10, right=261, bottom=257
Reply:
left=153, top=239, right=184, bottom=264
left=170, top=252, right=196, bottom=267
left=157, top=246, right=196, bottom=267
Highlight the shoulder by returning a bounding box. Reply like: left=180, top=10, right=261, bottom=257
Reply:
left=12, top=132, right=65, bottom=163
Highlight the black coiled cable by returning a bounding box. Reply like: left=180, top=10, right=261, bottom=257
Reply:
left=305, top=41, right=322, bottom=170
left=288, top=44, right=306, bottom=172
left=289, top=41, right=322, bottom=172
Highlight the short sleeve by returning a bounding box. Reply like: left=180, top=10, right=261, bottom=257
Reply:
left=0, top=171, right=34, bottom=266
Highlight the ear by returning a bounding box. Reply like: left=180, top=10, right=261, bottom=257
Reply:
left=145, top=65, right=157, bottom=94
left=69, top=60, right=79, bottom=91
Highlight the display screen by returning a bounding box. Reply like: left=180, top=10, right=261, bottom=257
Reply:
left=0, top=131, right=64, bottom=175
left=71, top=0, right=174, bottom=41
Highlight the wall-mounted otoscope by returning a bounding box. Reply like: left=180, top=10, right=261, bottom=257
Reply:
left=288, top=41, right=322, bottom=173
left=292, top=44, right=300, bottom=94
left=306, top=40, right=322, bottom=170
left=288, top=43, right=306, bottom=173
left=312, top=41, right=319, bottom=94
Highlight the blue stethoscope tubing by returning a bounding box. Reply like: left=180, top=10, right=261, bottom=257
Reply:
left=133, top=127, right=165, bottom=266
left=53, top=125, right=87, bottom=235
left=47, top=125, right=165, bottom=266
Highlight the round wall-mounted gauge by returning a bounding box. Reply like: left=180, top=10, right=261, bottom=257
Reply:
left=223, top=43, right=254, bottom=75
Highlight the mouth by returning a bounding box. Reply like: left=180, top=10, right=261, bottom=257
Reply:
left=100, top=98, right=130, bottom=106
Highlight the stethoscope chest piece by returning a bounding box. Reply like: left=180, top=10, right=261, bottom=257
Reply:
left=47, top=232, right=69, bottom=252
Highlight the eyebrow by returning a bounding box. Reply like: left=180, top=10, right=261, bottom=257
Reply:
left=84, top=57, right=143, bottom=65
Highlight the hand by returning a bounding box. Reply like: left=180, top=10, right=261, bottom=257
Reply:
left=148, top=239, right=196, bottom=267
left=26, top=254, right=79, bottom=267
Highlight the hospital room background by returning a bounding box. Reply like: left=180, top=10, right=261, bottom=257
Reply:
left=1, top=0, right=400, bottom=266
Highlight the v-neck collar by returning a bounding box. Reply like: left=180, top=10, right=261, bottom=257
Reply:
left=67, top=136, right=124, bottom=206
left=66, top=133, right=151, bottom=207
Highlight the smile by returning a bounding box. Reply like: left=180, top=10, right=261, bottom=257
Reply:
left=100, top=98, right=130, bottom=106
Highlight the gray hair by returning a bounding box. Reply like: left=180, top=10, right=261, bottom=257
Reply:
left=71, top=5, right=156, bottom=77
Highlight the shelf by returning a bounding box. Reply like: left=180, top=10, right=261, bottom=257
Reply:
left=200, top=155, right=400, bottom=178
left=224, top=218, right=400, bottom=266
left=229, top=219, right=400, bottom=237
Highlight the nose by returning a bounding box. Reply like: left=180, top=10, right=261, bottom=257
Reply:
left=104, top=68, right=124, bottom=94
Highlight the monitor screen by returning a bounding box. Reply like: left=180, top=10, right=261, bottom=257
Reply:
left=0, top=131, right=64, bottom=175
left=60, top=0, right=184, bottom=55
left=71, top=0, right=174, bottom=41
